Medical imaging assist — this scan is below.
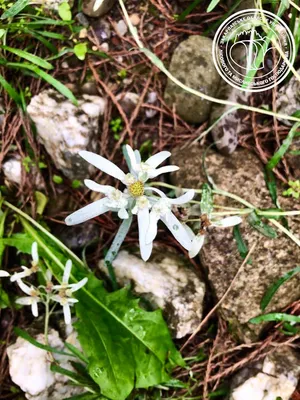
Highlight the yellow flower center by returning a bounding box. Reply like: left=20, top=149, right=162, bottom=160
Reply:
left=128, top=181, right=144, bottom=197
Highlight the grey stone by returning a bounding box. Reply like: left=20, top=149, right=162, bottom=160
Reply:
left=27, top=89, right=106, bottom=180
left=164, top=36, right=220, bottom=124
left=229, top=348, right=300, bottom=400
left=116, top=92, right=139, bottom=115
left=99, top=249, right=205, bottom=338
left=171, top=145, right=300, bottom=342
left=82, top=0, right=116, bottom=18
left=276, top=69, right=300, bottom=127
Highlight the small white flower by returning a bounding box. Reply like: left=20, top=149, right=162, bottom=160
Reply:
left=0, top=270, right=10, bottom=277
left=188, top=215, right=242, bottom=258
left=51, top=260, right=87, bottom=325
left=52, top=260, right=88, bottom=293
left=15, top=279, right=41, bottom=317
left=10, top=242, right=39, bottom=282
left=146, top=190, right=195, bottom=251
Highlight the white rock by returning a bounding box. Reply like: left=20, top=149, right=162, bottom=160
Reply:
left=2, top=158, right=22, bottom=185
left=27, top=89, right=106, bottom=180
left=116, top=20, right=128, bottom=36
left=145, top=91, right=158, bottom=119
left=230, top=348, right=300, bottom=400
left=7, top=329, right=84, bottom=400
left=99, top=250, right=205, bottom=338
left=32, top=0, right=73, bottom=10
left=116, top=92, right=139, bottom=115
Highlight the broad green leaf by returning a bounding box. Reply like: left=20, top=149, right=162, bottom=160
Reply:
left=6, top=62, right=77, bottom=104
left=248, top=212, right=277, bottom=239
left=75, top=276, right=184, bottom=400
left=200, top=183, right=213, bottom=216
left=74, top=43, right=88, bottom=61
left=0, top=45, right=53, bottom=69
left=34, top=191, right=48, bottom=215
left=0, top=233, right=33, bottom=254
left=1, top=0, right=29, bottom=19
left=0, top=73, right=20, bottom=103
left=207, top=0, right=221, bottom=12
left=249, top=313, right=300, bottom=324
left=261, top=266, right=300, bottom=311
left=58, top=1, right=72, bottom=21
left=266, top=122, right=300, bottom=170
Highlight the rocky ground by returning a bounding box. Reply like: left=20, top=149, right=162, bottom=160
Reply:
left=0, top=0, right=300, bottom=399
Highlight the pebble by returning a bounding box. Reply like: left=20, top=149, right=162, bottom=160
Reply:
left=116, top=20, right=128, bottom=36
left=129, top=13, right=140, bottom=26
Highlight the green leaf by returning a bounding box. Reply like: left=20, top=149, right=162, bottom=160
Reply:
left=6, top=62, right=77, bottom=104
left=0, top=73, right=20, bottom=103
left=261, top=266, right=300, bottom=311
left=0, top=209, right=8, bottom=267
left=0, top=286, right=10, bottom=309
left=207, top=0, right=221, bottom=12
left=0, top=233, right=33, bottom=254
left=75, top=276, right=184, bottom=400
left=264, top=168, right=278, bottom=207
left=200, top=183, right=213, bottom=216
left=14, top=327, right=75, bottom=357
left=34, top=191, right=48, bottom=215
left=74, top=43, right=88, bottom=61
left=58, top=1, right=72, bottom=21
left=233, top=225, right=251, bottom=263
left=1, top=0, right=29, bottom=19
left=53, top=175, right=63, bottom=184
left=0, top=46, right=53, bottom=69
left=266, top=122, right=300, bottom=170
left=177, top=0, right=201, bottom=21
left=64, top=342, right=88, bottom=364
left=248, top=212, right=277, bottom=239
left=249, top=313, right=300, bottom=324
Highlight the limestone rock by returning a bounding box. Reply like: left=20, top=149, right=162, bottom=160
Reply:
left=82, top=0, right=116, bottom=18
left=2, top=158, right=22, bottom=185
left=7, top=329, right=83, bottom=400
left=171, top=145, right=300, bottom=342
left=99, top=249, right=205, bottom=338
left=164, top=36, right=220, bottom=124
left=229, top=348, right=300, bottom=400
left=276, top=69, right=300, bottom=126
left=27, top=89, right=106, bottom=180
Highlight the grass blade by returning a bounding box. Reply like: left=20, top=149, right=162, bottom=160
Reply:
left=248, top=211, right=277, bottom=238
left=266, top=122, right=300, bottom=170
left=207, top=0, right=221, bottom=12
left=0, top=45, right=53, bottom=69
left=1, top=0, right=29, bottom=19
left=0, top=73, right=20, bottom=103
left=233, top=225, right=251, bottom=263
left=14, top=327, right=75, bottom=357
left=7, top=62, right=77, bottom=104
left=177, top=0, right=201, bottom=21
left=261, top=266, right=300, bottom=310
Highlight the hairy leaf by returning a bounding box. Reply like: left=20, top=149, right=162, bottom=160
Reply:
left=200, top=183, right=213, bottom=215
left=75, top=276, right=184, bottom=400
left=248, top=212, right=277, bottom=239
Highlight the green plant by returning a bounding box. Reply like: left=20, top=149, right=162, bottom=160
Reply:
left=283, top=180, right=300, bottom=199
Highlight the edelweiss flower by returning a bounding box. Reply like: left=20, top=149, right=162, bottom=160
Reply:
left=188, top=215, right=242, bottom=258
left=51, top=260, right=88, bottom=324
left=11, top=242, right=39, bottom=282
left=65, top=146, right=191, bottom=261
left=16, top=279, right=41, bottom=317
left=146, top=190, right=195, bottom=251
left=0, top=270, right=10, bottom=277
